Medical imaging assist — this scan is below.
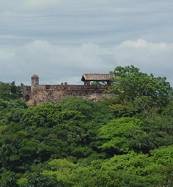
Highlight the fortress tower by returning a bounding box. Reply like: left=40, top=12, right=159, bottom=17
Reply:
left=31, top=74, right=39, bottom=86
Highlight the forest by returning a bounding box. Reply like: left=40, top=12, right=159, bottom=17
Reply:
left=0, top=66, right=173, bottom=187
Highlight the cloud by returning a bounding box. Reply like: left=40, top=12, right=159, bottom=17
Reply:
left=0, top=0, right=63, bottom=12
left=119, top=39, right=173, bottom=49
left=0, top=0, right=173, bottom=47
left=0, top=1, right=173, bottom=87
left=0, top=40, right=113, bottom=84
left=114, top=39, right=173, bottom=79
left=0, top=39, right=173, bottom=85
left=24, top=0, right=63, bottom=10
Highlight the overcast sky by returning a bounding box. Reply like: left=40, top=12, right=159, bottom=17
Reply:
left=0, top=0, right=173, bottom=84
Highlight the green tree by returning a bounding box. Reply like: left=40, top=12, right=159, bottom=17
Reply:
left=0, top=170, right=16, bottom=187
left=0, top=82, right=22, bottom=100
left=110, top=65, right=172, bottom=111
left=98, top=117, right=153, bottom=154
left=42, top=146, right=173, bottom=187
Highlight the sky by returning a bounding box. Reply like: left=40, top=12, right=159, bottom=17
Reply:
left=0, top=0, right=173, bottom=85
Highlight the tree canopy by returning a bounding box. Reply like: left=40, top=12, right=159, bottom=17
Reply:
left=0, top=67, right=173, bottom=187
left=110, top=65, right=172, bottom=111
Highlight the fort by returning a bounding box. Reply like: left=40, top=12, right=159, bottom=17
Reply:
left=22, top=73, right=113, bottom=105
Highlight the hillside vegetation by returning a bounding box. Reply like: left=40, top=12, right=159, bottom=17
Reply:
left=0, top=66, right=173, bottom=187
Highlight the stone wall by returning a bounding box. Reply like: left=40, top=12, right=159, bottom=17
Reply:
left=23, top=84, right=108, bottom=105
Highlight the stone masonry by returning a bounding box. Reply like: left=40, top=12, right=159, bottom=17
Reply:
left=22, top=74, right=113, bottom=105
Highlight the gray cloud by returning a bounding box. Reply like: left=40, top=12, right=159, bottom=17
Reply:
left=0, top=1, right=173, bottom=84
left=0, top=39, right=173, bottom=85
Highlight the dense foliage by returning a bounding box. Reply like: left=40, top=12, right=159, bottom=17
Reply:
left=0, top=66, right=173, bottom=187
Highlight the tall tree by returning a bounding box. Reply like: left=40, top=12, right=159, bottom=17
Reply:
left=110, top=65, right=172, bottom=110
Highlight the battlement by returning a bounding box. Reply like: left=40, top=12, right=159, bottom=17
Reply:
left=22, top=74, right=112, bottom=105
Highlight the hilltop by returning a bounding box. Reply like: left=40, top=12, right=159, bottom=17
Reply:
left=0, top=66, right=173, bottom=187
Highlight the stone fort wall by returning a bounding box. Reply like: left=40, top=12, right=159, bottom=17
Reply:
left=23, top=84, right=108, bottom=105
left=22, top=74, right=111, bottom=105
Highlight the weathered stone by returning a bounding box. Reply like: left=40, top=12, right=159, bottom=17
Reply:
left=22, top=74, right=112, bottom=105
